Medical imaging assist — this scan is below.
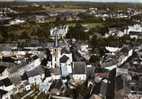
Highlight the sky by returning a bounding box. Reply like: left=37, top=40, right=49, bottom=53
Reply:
left=0, top=0, right=142, bottom=3
left=20, top=0, right=142, bottom=3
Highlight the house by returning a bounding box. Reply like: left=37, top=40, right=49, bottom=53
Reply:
left=35, top=15, right=48, bottom=23
left=86, top=64, right=95, bottom=79
left=0, top=78, right=14, bottom=99
left=79, top=44, right=90, bottom=60
left=127, top=24, right=142, bottom=39
left=72, top=62, right=87, bottom=81
left=100, top=79, right=108, bottom=97
left=39, top=76, right=52, bottom=93
left=0, top=68, right=8, bottom=80
left=21, top=72, right=28, bottom=81
left=49, top=12, right=58, bottom=17
left=49, top=79, right=65, bottom=96
left=0, top=66, right=7, bottom=75
left=39, top=82, right=52, bottom=93
left=121, top=48, right=141, bottom=73
left=9, top=19, right=25, bottom=25
left=26, top=67, right=44, bottom=85
left=138, top=76, right=142, bottom=91
left=105, top=47, right=121, bottom=53
left=0, top=78, right=12, bottom=87
left=71, top=44, right=86, bottom=62
left=2, top=56, right=15, bottom=63
left=0, top=89, right=8, bottom=99
left=106, top=28, right=125, bottom=37
left=9, top=72, right=22, bottom=84
left=80, top=44, right=89, bottom=52
left=28, top=75, right=42, bottom=85
left=20, top=58, right=42, bottom=73
left=1, top=84, right=15, bottom=99
left=101, top=53, right=118, bottom=68
left=60, top=54, right=72, bottom=77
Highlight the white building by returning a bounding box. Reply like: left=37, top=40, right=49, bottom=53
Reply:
left=28, top=75, right=42, bottom=85
left=127, top=24, right=142, bottom=39
left=9, top=19, right=25, bottom=25
left=0, top=82, right=15, bottom=99
left=107, top=28, right=125, bottom=37
left=60, top=53, right=72, bottom=77
left=79, top=44, right=90, bottom=60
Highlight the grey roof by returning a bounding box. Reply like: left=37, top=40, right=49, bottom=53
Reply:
left=0, top=42, right=66, bottom=51
left=0, top=78, right=12, bottom=87
left=72, top=62, right=86, bottom=74
left=100, top=79, right=108, bottom=96
left=60, top=55, right=69, bottom=63
left=0, top=66, right=6, bottom=74
left=49, top=79, right=63, bottom=91
left=9, top=73, right=22, bottom=84
left=7, top=63, right=21, bottom=74
left=0, top=89, right=8, bottom=95
left=86, top=66, right=95, bottom=77
left=26, top=66, right=44, bottom=78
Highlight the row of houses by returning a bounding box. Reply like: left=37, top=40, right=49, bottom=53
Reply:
left=105, top=24, right=142, bottom=39
left=87, top=7, right=141, bottom=19
left=0, top=42, right=90, bottom=99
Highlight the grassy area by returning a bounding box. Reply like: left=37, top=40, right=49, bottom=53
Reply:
left=36, top=92, right=47, bottom=99
left=67, top=22, right=104, bottom=28
left=82, top=23, right=104, bottom=28
left=13, top=90, right=30, bottom=99
left=44, top=7, right=85, bottom=13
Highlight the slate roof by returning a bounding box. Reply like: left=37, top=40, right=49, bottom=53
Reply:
left=0, top=78, right=12, bottom=87
left=60, top=55, right=69, bottom=63
left=21, top=72, right=28, bottom=81
left=49, top=79, right=63, bottom=90
left=3, top=78, right=12, bottom=86
left=0, top=80, right=4, bottom=86
left=72, top=62, right=86, bottom=74
left=32, top=55, right=38, bottom=60
left=0, top=89, right=8, bottom=95
left=26, top=66, right=43, bottom=78
left=0, top=66, right=6, bottom=74
left=2, top=57, right=15, bottom=63
left=121, top=51, right=142, bottom=73
left=115, top=75, right=123, bottom=91
left=100, top=79, right=108, bottom=96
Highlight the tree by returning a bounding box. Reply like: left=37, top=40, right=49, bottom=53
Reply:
left=66, top=23, right=89, bottom=41
left=89, top=55, right=100, bottom=64
left=19, top=32, right=30, bottom=40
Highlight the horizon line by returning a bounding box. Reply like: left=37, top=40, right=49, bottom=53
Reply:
left=0, top=0, right=141, bottom=3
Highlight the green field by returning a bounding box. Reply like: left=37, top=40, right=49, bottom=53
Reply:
left=68, top=22, right=104, bottom=28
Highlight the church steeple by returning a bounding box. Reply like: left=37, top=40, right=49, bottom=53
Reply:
left=50, top=25, right=68, bottom=68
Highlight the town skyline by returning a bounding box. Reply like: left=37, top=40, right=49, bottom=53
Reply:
left=0, top=0, right=142, bottom=3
